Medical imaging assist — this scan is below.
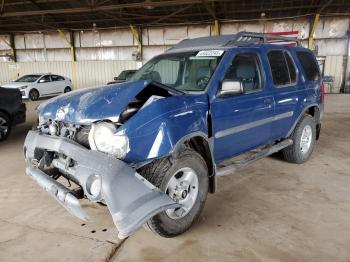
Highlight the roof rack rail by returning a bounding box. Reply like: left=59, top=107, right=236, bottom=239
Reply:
left=225, top=31, right=300, bottom=47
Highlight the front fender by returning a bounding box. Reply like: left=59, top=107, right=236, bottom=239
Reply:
left=122, top=94, right=209, bottom=163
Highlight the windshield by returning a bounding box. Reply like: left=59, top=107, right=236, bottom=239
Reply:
left=130, top=51, right=224, bottom=92
left=117, top=71, right=127, bottom=80
left=15, top=75, right=41, bottom=82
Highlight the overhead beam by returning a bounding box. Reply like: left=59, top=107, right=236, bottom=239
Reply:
left=0, top=0, right=218, bottom=17
left=319, top=0, right=335, bottom=12
left=151, top=4, right=194, bottom=24
left=202, top=0, right=216, bottom=19
left=202, top=0, right=220, bottom=36
left=0, top=1, right=345, bottom=18
left=99, top=11, right=130, bottom=26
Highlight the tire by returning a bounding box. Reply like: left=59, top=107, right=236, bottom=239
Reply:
left=0, top=112, right=11, bottom=142
left=139, top=149, right=209, bottom=238
left=282, top=114, right=316, bottom=164
left=29, top=89, right=39, bottom=101
left=64, top=86, right=72, bottom=93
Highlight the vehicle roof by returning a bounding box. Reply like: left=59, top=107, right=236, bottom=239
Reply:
left=22, top=73, right=64, bottom=76
left=166, top=32, right=307, bottom=54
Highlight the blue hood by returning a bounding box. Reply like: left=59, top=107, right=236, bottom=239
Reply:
left=38, top=80, right=152, bottom=125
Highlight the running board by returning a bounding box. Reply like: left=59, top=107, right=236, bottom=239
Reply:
left=216, top=139, right=293, bottom=177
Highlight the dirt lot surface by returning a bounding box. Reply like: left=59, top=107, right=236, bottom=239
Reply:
left=0, top=95, right=349, bottom=262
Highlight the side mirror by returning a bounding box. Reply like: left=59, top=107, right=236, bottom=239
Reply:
left=218, top=80, right=243, bottom=97
left=114, top=77, right=118, bottom=81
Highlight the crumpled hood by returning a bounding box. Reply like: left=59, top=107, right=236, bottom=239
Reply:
left=38, top=80, right=151, bottom=125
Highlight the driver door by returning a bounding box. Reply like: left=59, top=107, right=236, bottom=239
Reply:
left=36, top=75, right=52, bottom=95
left=210, top=51, right=275, bottom=163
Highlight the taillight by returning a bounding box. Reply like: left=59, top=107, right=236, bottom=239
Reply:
left=321, top=81, right=325, bottom=103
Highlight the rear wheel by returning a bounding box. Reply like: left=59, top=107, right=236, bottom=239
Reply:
left=139, top=149, right=209, bottom=238
left=282, top=114, right=316, bottom=164
left=64, top=86, right=72, bottom=93
left=29, top=89, right=39, bottom=101
left=0, top=112, right=11, bottom=142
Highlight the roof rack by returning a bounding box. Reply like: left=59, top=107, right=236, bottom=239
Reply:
left=225, top=32, right=300, bottom=47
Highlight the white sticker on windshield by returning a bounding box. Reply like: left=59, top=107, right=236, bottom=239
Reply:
left=196, top=50, right=224, bottom=57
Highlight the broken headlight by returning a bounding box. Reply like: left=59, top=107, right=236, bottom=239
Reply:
left=89, top=122, right=129, bottom=159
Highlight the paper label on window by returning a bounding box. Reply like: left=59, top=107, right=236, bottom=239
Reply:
left=196, top=50, right=224, bottom=57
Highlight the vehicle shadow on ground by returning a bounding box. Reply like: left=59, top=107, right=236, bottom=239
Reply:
left=268, top=151, right=285, bottom=162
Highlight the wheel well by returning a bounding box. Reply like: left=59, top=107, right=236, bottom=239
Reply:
left=305, top=106, right=320, bottom=122
left=29, top=88, right=39, bottom=94
left=304, top=106, right=321, bottom=140
left=184, top=136, right=215, bottom=193
left=0, top=109, right=11, bottom=121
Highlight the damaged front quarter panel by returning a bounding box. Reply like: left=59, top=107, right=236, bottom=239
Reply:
left=120, top=93, right=210, bottom=163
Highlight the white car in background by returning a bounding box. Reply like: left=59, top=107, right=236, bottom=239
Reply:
left=1, top=74, right=72, bottom=101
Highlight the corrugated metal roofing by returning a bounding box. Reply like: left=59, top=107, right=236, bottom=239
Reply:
left=0, top=0, right=349, bottom=33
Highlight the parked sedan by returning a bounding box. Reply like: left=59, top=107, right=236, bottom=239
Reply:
left=107, top=70, right=137, bottom=85
left=0, top=87, right=26, bottom=141
left=1, top=74, right=73, bottom=101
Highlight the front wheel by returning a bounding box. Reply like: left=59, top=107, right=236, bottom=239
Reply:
left=139, top=149, right=209, bottom=238
left=29, top=89, right=39, bottom=101
left=64, top=86, right=72, bottom=93
left=282, top=114, right=316, bottom=164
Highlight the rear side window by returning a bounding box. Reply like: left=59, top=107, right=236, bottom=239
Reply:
left=268, top=51, right=290, bottom=86
left=296, top=51, right=320, bottom=81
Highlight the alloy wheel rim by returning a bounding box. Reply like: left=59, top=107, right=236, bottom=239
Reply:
left=300, top=125, right=312, bottom=154
left=31, top=91, right=38, bottom=100
left=0, top=117, right=9, bottom=139
left=165, top=167, right=199, bottom=219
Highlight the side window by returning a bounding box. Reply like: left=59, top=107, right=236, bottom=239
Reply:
left=224, top=53, right=263, bottom=92
left=125, top=72, right=134, bottom=80
left=39, top=75, right=51, bottom=83
left=267, top=50, right=290, bottom=86
left=51, top=75, right=64, bottom=81
left=297, top=51, right=320, bottom=81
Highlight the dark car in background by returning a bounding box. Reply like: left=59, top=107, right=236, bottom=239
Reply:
left=0, top=88, right=26, bottom=141
left=107, top=69, right=137, bottom=85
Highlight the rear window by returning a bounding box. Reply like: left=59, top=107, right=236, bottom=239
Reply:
left=296, top=51, right=320, bottom=81
left=268, top=50, right=296, bottom=86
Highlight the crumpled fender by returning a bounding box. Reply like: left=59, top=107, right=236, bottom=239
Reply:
left=121, top=94, right=209, bottom=163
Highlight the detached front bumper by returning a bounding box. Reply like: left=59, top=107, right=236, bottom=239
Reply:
left=24, top=130, right=179, bottom=238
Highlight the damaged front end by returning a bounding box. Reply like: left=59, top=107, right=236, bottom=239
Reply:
left=24, top=130, right=179, bottom=238
left=23, top=80, right=189, bottom=238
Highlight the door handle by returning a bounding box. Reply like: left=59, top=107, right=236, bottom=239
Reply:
left=264, top=98, right=273, bottom=105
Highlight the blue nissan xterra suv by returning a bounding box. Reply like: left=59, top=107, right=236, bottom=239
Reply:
left=24, top=32, right=324, bottom=239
